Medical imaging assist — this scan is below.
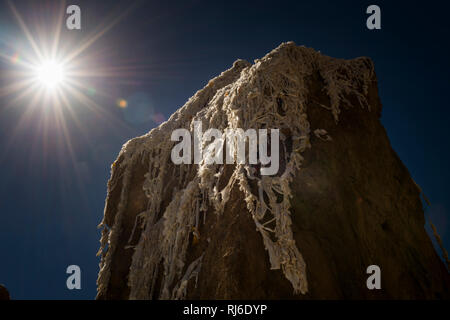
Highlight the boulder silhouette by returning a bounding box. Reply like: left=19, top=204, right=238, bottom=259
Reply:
left=0, top=284, right=10, bottom=300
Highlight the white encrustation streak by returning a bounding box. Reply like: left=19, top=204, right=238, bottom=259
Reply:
left=170, top=253, right=205, bottom=300
left=97, top=42, right=375, bottom=299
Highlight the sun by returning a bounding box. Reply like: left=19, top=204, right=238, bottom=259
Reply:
left=35, top=60, right=66, bottom=89
left=1, top=0, right=138, bottom=120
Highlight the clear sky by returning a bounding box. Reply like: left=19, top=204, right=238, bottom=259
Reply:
left=0, top=0, right=449, bottom=299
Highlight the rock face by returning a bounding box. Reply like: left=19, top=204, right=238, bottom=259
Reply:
left=0, top=284, right=10, bottom=300
left=96, top=42, right=450, bottom=299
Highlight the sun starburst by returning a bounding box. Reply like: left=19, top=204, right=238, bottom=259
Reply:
left=0, top=0, right=142, bottom=192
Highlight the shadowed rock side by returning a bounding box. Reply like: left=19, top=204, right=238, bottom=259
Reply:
left=96, top=42, right=450, bottom=299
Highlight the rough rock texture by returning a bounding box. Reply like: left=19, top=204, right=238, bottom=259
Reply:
left=0, top=284, right=10, bottom=300
left=96, top=42, right=450, bottom=299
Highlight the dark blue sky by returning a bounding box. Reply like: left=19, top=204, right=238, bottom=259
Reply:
left=0, top=0, right=449, bottom=299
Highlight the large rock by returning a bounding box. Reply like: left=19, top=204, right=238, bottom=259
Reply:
left=0, top=284, right=10, bottom=300
left=96, top=42, right=450, bottom=299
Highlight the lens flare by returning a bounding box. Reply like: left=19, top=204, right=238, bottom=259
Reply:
left=117, top=99, right=127, bottom=108
left=11, top=53, right=20, bottom=64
